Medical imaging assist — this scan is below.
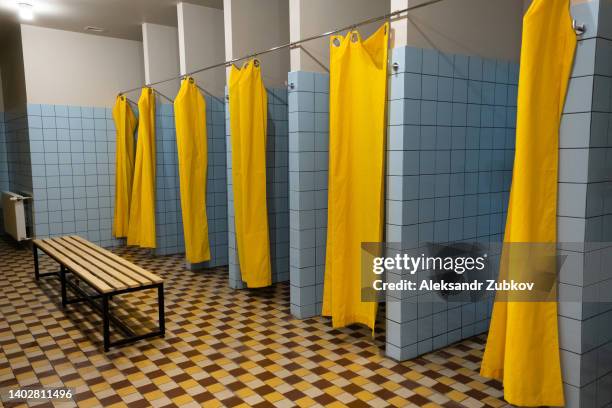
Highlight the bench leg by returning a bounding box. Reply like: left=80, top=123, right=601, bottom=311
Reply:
left=158, top=283, right=165, bottom=337
left=102, top=295, right=110, bottom=352
left=60, top=265, right=67, bottom=308
left=33, top=245, right=39, bottom=281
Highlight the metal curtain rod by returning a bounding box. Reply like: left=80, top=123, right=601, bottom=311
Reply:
left=120, top=0, right=445, bottom=95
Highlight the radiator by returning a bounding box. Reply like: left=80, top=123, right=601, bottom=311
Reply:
left=2, top=192, right=30, bottom=241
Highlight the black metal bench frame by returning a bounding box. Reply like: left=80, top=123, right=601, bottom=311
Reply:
left=33, top=243, right=165, bottom=352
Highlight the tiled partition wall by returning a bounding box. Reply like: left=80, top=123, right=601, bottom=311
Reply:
left=556, top=1, right=612, bottom=406
left=28, top=103, right=123, bottom=247
left=384, top=48, right=518, bottom=360
left=203, top=95, right=229, bottom=267
left=226, top=88, right=290, bottom=288
left=154, top=99, right=227, bottom=266
left=154, top=103, right=182, bottom=255
left=286, top=50, right=519, bottom=360
left=287, top=71, right=329, bottom=318
left=25, top=99, right=228, bottom=267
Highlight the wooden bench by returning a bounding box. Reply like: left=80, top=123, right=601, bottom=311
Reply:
left=32, top=235, right=165, bottom=351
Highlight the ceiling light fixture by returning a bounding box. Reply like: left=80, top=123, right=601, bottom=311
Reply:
left=17, top=2, right=34, bottom=21
left=85, top=26, right=106, bottom=33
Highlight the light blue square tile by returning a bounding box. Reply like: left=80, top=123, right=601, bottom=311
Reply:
left=314, top=73, right=329, bottom=93
left=453, top=79, right=468, bottom=103
left=437, top=76, right=453, bottom=102
left=453, top=54, right=469, bottom=79
left=41, top=104, right=55, bottom=116
left=55, top=105, right=69, bottom=117
left=495, top=60, right=509, bottom=84
left=436, top=102, right=452, bottom=126
left=405, top=46, right=423, bottom=73
left=469, top=56, right=483, bottom=81
left=467, top=81, right=482, bottom=104
left=439, top=52, right=454, bottom=77
left=483, top=59, right=496, bottom=82
left=422, top=48, right=439, bottom=75
left=27, top=104, right=42, bottom=116
left=420, top=101, right=436, bottom=126
left=422, top=75, right=437, bottom=100
left=68, top=106, right=82, bottom=118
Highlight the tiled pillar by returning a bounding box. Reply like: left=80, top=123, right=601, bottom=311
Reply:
left=226, top=88, right=290, bottom=288
left=384, top=46, right=518, bottom=361
left=557, top=2, right=612, bottom=406
left=153, top=103, right=183, bottom=255
left=287, top=71, right=329, bottom=318
left=203, top=96, right=229, bottom=267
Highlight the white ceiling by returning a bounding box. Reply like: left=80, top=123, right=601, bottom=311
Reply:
left=0, top=0, right=223, bottom=41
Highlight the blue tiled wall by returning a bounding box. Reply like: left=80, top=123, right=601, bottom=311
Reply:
left=557, top=2, right=612, bottom=406
left=28, top=104, right=120, bottom=247
left=287, top=71, right=329, bottom=319
left=155, top=103, right=183, bottom=255
left=26, top=99, right=228, bottom=266
left=152, top=99, right=228, bottom=265
left=204, top=96, right=229, bottom=267
left=226, top=88, right=290, bottom=288
left=385, top=47, right=518, bottom=361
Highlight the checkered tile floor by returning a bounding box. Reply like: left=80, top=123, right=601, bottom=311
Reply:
left=0, top=238, right=507, bottom=407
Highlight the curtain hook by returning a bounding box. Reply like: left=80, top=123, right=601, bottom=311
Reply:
left=572, top=19, right=586, bottom=35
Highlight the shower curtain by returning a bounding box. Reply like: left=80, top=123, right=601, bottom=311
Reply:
left=112, top=95, right=137, bottom=238
left=322, top=23, right=388, bottom=330
left=127, top=87, right=157, bottom=249
left=480, top=0, right=576, bottom=406
left=228, top=60, right=272, bottom=288
left=174, top=77, right=211, bottom=263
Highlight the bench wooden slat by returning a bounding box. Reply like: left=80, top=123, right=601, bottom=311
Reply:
left=70, top=236, right=163, bottom=284
left=55, top=237, right=150, bottom=286
left=60, top=236, right=154, bottom=285
left=41, top=239, right=131, bottom=291
left=48, top=238, right=143, bottom=288
left=33, top=239, right=115, bottom=293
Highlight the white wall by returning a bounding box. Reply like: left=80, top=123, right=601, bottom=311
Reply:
left=177, top=3, right=226, bottom=96
left=224, top=0, right=290, bottom=87
left=21, top=25, right=145, bottom=107
left=289, top=0, right=390, bottom=72
left=142, top=23, right=180, bottom=99
left=391, top=0, right=523, bottom=62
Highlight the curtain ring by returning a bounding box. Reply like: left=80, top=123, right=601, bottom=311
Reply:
left=253, top=59, right=260, bottom=67
left=332, top=37, right=341, bottom=47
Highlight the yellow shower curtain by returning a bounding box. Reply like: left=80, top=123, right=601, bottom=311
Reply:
left=127, top=87, right=157, bottom=249
left=174, top=77, right=211, bottom=263
left=112, top=95, right=137, bottom=238
left=322, top=23, right=388, bottom=331
left=480, top=0, right=576, bottom=406
left=228, top=60, right=271, bottom=288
